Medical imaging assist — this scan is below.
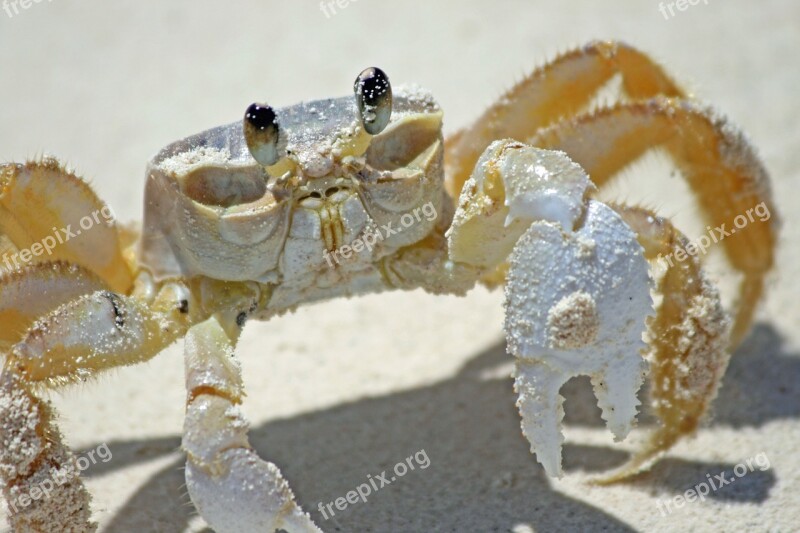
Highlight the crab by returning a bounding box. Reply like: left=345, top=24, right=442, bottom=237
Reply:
left=0, top=40, right=777, bottom=532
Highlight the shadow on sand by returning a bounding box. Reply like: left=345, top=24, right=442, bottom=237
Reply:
left=79, top=323, right=794, bottom=532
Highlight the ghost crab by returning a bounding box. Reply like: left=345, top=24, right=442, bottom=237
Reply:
left=0, top=41, right=777, bottom=532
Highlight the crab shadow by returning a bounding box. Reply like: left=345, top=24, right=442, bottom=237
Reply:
left=80, top=322, right=793, bottom=532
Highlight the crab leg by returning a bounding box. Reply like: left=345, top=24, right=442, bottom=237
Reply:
left=530, top=99, right=777, bottom=347
left=0, top=263, right=105, bottom=529
left=444, top=41, right=775, bottom=346
left=0, top=262, right=106, bottom=352
left=0, top=373, right=96, bottom=533
left=0, top=274, right=190, bottom=531
left=445, top=40, right=685, bottom=196
left=594, top=204, right=731, bottom=483
left=447, top=141, right=653, bottom=477
left=0, top=161, right=134, bottom=293
left=183, top=315, right=321, bottom=533
left=4, top=290, right=178, bottom=384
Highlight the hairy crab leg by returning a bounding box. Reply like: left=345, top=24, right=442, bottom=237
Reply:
left=0, top=262, right=106, bottom=352
left=0, top=279, right=192, bottom=531
left=0, top=158, right=168, bottom=530
left=445, top=40, right=685, bottom=197
left=595, top=204, right=731, bottom=483
left=0, top=372, right=95, bottom=532
left=183, top=314, right=321, bottom=533
left=0, top=263, right=108, bottom=530
left=530, top=99, right=777, bottom=347
left=0, top=160, right=133, bottom=293
left=4, top=290, right=182, bottom=384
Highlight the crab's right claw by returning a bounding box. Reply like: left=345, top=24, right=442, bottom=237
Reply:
left=504, top=200, right=653, bottom=477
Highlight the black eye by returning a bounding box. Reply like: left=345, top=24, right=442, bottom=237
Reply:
left=354, top=67, right=392, bottom=135
left=243, top=103, right=286, bottom=167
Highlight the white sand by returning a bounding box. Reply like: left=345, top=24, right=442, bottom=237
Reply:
left=0, top=1, right=798, bottom=531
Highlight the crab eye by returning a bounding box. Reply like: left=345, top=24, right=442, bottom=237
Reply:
left=354, top=67, right=392, bottom=135
left=243, top=103, right=286, bottom=167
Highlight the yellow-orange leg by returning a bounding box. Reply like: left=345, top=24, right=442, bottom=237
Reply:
left=0, top=372, right=96, bottom=532
left=0, top=278, right=193, bottom=531
left=0, top=160, right=133, bottom=293
left=530, top=99, right=777, bottom=347
left=0, top=263, right=106, bottom=531
left=445, top=40, right=686, bottom=197
left=597, top=204, right=731, bottom=483
left=0, top=263, right=106, bottom=353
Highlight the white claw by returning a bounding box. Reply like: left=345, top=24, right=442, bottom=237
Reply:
left=186, top=449, right=321, bottom=533
left=591, top=357, right=649, bottom=442
left=513, top=361, right=568, bottom=477
left=504, top=200, right=653, bottom=476
left=183, top=318, right=321, bottom=533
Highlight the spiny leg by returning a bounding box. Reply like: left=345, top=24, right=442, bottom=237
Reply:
left=183, top=314, right=320, bottom=533
left=0, top=262, right=105, bottom=352
left=0, top=160, right=133, bottom=292
left=0, top=262, right=105, bottom=532
left=0, top=372, right=95, bottom=533
left=594, top=204, right=731, bottom=483
left=1, top=279, right=190, bottom=531
left=530, top=99, right=777, bottom=347
left=445, top=40, right=685, bottom=197
left=443, top=41, right=774, bottom=347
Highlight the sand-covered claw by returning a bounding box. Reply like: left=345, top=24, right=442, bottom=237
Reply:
left=504, top=200, right=653, bottom=477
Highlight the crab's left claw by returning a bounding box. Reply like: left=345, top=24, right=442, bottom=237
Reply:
left=446, top=140, right=654, bottom=477
left=504, top=200, right=653, bottom=477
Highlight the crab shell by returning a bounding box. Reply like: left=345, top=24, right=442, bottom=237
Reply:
left=139, top=89, right=445, bottom=284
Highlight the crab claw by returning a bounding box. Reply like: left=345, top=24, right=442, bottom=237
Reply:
left=504, top=200, right=653, bottom=477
